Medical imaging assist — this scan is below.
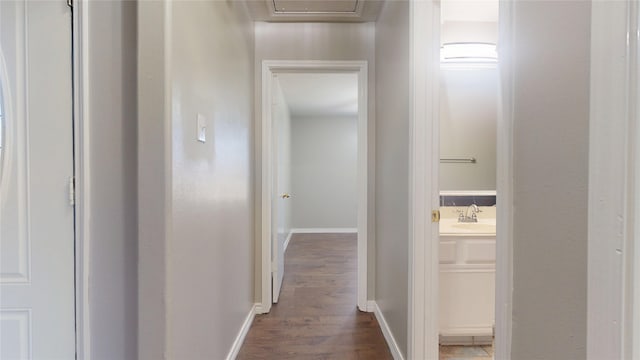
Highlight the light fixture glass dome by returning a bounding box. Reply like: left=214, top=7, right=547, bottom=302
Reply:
left=440, top=42, right=498, bottom=63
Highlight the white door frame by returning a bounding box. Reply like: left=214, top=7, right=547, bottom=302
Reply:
left=494, top=0, right=515, bottom=358
left=259, top=60, right=369, bottom=313
left=72, top=1, right=90, bottom=358
left=408, top=1, right=440, bottom=358
left=408, top=0, right=514, bottom=358
left=587, top=1, right=640, bottom=359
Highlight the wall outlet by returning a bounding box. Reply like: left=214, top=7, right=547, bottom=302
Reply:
left=197, top=114, right=206, bottom=143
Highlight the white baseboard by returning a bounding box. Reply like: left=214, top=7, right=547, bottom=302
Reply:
left=283, top=231, right=293, bottom=253
left=254, top=303, right=268, bottom=314
left=439, top=334, right=493, bottom=346
left=366, top=300, right=376, bottom=312
left=370, top=301, right=405, bottom=360
left=225, top=303, right=258, bottom=360
left=290, top=228, right=357, bottom=234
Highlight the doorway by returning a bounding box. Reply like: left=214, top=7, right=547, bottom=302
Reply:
left=259, top=61, right=369, bottom=313
left=408, top=1, right=511, bottom=359
left=438, top=1, right=499, bottom=356
left=0, top=1, right=76, bottom=358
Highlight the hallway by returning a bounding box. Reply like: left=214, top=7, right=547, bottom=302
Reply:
left=237, top=233, right=392, bottom=359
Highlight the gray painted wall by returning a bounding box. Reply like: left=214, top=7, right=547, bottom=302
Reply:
left=440, top=66, right=498, bottom=191
left=138, top=1, right=255, bottom=358
left=138, top=2, right=170, bottom=357
left=87, top=1, right=137, bottom=359
left=511, top=1, right=590, bottom=358
left=291, top=116, right=358, bottom=229
left=254, top=21, right=376, bottom=299
left=375, top=0, right=410, bottom=357
left=169, top=2, right=254, bottom=358
left=441, top=21, right=498, bottom=46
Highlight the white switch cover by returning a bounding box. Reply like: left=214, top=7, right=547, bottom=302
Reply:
left=197, top=114, right=206, bottom=143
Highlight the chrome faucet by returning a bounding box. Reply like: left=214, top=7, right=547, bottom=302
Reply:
left=457, top=204, right=481, bottom=223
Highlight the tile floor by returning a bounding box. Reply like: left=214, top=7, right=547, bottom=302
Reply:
left=439, top=345, right=494, bottom=360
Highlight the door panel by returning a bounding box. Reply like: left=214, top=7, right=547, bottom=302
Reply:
left=0, top=1, right=75, bottom=358
left=271, top=76, right=291, bottom=303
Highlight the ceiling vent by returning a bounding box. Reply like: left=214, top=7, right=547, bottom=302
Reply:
left=245, top=0, right=382, bottom=22
left=273, top=0, right=359, bottom=13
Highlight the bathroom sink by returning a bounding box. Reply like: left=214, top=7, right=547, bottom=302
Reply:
left=451, top=223, right=496, bottom=233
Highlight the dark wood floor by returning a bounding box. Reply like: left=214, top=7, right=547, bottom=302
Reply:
left=237, top=233, right=393, bottom=360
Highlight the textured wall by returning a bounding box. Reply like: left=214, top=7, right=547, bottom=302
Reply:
left=375, top=0, right=410, bottom=357
left=168, top=1, right=255, bottom=358
left=291, top=116, right=358, bottom=229
left=511, top=1, right=590, bottom=358
left=440, top=66, right=498, bottom=191
left=138, top=1, right=255, bottom=358
left=87, top=1, right=138, bottom=359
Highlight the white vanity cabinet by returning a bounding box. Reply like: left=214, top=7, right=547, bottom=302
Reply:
left=439, top=234, right=496, bottom=344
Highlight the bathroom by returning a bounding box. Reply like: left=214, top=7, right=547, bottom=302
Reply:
left=438, top=0, right=499, bottom=359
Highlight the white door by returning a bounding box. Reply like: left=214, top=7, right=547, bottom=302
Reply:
left=271, top=76, right=291, bottom=303
left=0, top=1, right=76, bottom=359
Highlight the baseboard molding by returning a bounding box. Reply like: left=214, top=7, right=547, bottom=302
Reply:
left=290, top=228, right=357, bottom=234
left=225, top=303, right=258, bottom=360
left=254, top=303, right=268, bottom=314
left=283, top=231, right=293, bottom=253
left=366, top=300, right=376, bottom=312
left=371, top=301, right=405, bottom=360
left=439, top=334, right=493, bottom=346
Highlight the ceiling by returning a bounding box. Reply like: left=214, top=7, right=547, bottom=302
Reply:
left=277, top=73, right=358, bottom=118
left=246, top=0, right=384, bottom=22
left=246, top=0, right=497, bottom=23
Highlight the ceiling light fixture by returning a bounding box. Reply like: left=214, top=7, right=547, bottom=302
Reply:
left=440, top=42, right=498, bottom=63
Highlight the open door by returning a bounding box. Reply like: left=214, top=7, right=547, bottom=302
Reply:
left=271, top=75, right=291, bottom=303
left=0, top=1, right=76, bottom=358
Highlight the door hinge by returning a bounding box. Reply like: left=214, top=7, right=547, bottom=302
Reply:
left=67, top=0, right=73, bottom=9
left=431, top=210, right=440, bottom=223
left=69, top=176, right=76, bottom=206
left=271, top=261, right=276, bottom=273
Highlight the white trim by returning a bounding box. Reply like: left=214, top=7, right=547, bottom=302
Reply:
left=290, top=228, right=358, bottom=234
left=494, top=0, right=515, bottom=359
left=587, top=2, right=639, bottom=359
left=634, top=39, right=640, bottom=357
left=439, top=335, right=493, bottom=346
left=371, top=301, right=404, bottom=360
left=635, top=13, right=640, bottom=350
left=408, top=1, right=440, bottom=359
left=225, top=304, right=258, bottom=360
left=282, top=231, right=293, bottom=253
left=260, top=60, right=369, bottom=313
left=254, top=304, right=267, bottom=315
left=260, top=60, right=273, bottom=314
left=366, top=300, right=376, bottom=313
left=627, top=5, right=639, bottom=359
left=440, top=328, right=494, bottom=338
left=439, top=190, right=496, bottom=197
left=72, top=2, right=91, bottom=358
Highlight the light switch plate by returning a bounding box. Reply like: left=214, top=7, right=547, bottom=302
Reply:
left=197, top=114, right=206, bottom=143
